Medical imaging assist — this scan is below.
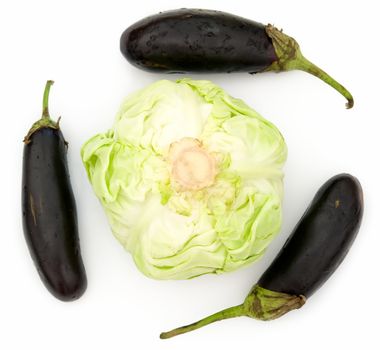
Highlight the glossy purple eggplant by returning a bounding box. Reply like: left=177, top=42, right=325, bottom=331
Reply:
left=22, top=81, right=87, bottom=301
left=121, top=9, right=354, bottom=108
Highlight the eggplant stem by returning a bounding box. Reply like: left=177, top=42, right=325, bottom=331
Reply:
left=42, top=80, right=54, bottom=118
left=159, top=285, right=306, bottom=340
left=23, top=80, right=59, bottom=144
left=265, top=24, right=354, bottom=109
left=293, top=55, right=353, bottom=109
left=160, top=304, right=246, bottom=339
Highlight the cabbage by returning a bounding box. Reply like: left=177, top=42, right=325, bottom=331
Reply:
left=81, top=79, right=287, bottom=280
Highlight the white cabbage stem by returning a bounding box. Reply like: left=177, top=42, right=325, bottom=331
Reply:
left=168, top=138, right=216, bottom=191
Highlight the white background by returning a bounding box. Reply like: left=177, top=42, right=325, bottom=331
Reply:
left=1, top=0, right=379, bottom=349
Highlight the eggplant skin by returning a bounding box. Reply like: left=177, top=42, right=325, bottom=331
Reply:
left=120, top=9, right=277, bottom=73
left=22, top=128, right=87, bottom=301
left=258, top=174, right=363, bottom=298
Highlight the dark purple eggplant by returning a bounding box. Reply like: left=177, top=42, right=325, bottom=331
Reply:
left=22, top=81, right=87, bottom=301
left=121, top=9, right=353, bottom=108
left=160, top=174, right=363, bottom=339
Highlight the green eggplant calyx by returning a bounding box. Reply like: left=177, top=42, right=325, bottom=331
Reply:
left=244, top=284, right=306, bottom=321
left=264, top=24, right=354, bottom=109
left=159, top=285, right=305, bottom=339
left=24, top=80, right=60, bottom=144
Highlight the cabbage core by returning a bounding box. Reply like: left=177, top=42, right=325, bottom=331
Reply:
left=169, top=138, right=216, bottom=191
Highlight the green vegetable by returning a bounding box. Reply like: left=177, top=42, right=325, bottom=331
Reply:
left=81, top=79, right=287, bottom=280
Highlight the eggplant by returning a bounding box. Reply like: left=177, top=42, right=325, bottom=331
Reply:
left=120, top=9, right=354, bottom=108
left=22, top=81, right=87, bottom=301
left=160, top=174, right=363, bottom=339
